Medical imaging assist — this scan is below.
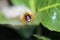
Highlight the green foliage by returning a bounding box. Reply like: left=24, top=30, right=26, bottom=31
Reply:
left=0, top=0, right=60, bottom=40
left=0, top=0, right=60, bottom=38
left=11, top=0, right=60, bottom=32
left=37, top=0, right=60, bottom=32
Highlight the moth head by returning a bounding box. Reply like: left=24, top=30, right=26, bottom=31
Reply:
left=20, top=11, right=34, bottom=23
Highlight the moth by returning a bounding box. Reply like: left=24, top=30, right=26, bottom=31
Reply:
left=0, top=0, right=34, bottom=25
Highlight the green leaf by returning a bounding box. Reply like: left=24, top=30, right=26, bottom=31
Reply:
left=11, top=0, right=36, bottom=13
left=38, top=0, right=60, bottom=32
left=34, top=34, right=51, bottom=40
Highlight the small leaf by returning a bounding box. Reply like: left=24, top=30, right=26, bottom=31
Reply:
left=34, top=34, right=51, bottom=40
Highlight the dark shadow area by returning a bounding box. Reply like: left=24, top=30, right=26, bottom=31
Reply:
left=40, top=23, right=60, bottom=40
left=0, top=24, right=36, bottom=40
left=17, top=25, right=38, bottom=40
left=0, top=24, right=60, bottom=40
left=0, top=24, right=22, bottom=40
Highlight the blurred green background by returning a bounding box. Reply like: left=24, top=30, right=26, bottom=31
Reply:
left=0, top=0, right=60, bottom=40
